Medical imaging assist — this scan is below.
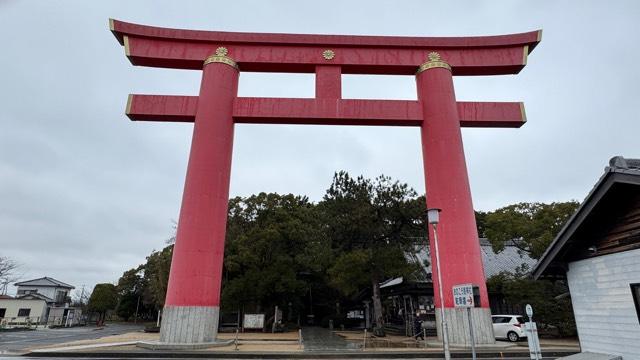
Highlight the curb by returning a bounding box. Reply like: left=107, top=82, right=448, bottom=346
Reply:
left=25, top=350, right=580, bottom=358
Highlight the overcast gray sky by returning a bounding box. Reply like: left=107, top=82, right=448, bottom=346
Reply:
left=1, top=0, right=639, bottom=295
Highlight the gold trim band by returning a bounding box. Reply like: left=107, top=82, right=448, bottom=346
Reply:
left=416, top=52, right=451, bottom=74
left=203, top=55, right=239, bottom=69
left=124, top=36, right=131, bottom=57
left=204, top=47, right=238, bottom=70
left=125, top=94, right=133, bottom=114
left=519, top=102, right=527, bottom=123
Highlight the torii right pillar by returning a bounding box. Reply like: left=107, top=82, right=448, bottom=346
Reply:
left=417, top=53, right=495, bottom=345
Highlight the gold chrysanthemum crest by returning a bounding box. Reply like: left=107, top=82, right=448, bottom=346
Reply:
left=428, top=52, right=441, bottom=62
left=322, top=49, right=335, bottom=60
left=215, top=47, right=229, bottom=56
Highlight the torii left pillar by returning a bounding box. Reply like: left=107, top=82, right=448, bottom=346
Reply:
left=159, top=52, right=238, bottom=346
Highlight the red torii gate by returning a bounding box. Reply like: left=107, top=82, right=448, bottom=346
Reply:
left=110, top=19, right=540, bottom=347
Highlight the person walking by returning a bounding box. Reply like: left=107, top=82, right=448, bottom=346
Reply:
left=413, top=313, right=424, bottom=340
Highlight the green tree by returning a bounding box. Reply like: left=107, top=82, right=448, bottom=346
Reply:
left=143, top=245, right=173, bottom=310
left=487, top=272, right=576, bottom=336
left=222, top=193, right=327, bottom=313
left=320, top=171, right=425, bottom=334
left=115, top=268, right=146, bottom=321
left=87, top=283, right=118, bottom=325
left=480, top=201, right=579, bottom=259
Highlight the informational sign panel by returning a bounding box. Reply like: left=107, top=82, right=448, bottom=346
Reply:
left=452, top=284, right=475, bottom=308
left=243, top=314, right=265, bottom=329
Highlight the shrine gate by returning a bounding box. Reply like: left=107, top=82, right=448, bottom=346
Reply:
left=110, top=19, right=540, bottom=347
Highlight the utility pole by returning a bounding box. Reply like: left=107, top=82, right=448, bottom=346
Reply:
left=134, top=295, right=140, bottom=324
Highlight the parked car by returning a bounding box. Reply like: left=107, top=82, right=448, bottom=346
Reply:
left=491, top=315, right=527, bottom=342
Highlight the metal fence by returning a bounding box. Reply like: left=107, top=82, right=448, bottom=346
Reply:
left=0, top=316, right=42, bottom=328
left=0, top=315, right=87, bottom=329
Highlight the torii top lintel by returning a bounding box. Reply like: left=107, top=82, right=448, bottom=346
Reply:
left=112, top=19, right=539, bottom=128
left=110, top=19, right=540, bottom=75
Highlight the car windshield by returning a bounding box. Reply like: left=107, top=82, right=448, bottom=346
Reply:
left=516, top=316, right=525, bottom=324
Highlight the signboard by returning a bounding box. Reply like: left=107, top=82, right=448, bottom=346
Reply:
left=243, top=313, right=265, bottom=329
left=525, top=304, right=541, bottom=360
left=452, top=283, right=475, bottom=308
left=525, top=304, right=533, bottom=317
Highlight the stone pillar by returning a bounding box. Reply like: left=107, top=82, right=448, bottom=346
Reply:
left=159, top=48, right=239, bottom=346
left=415, top=52, right=495, bottom=345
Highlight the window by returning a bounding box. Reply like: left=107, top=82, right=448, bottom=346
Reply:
left=631, top=283, right=640, bottom=324
left=0, top=308, right=6, bottom=318
left=492, top=316, right=511, bottom=324
left=55, top=290, right=67, bottom=303
left=17, top=308, right=31, bottom=317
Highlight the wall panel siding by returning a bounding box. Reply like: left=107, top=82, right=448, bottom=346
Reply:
left=0, top=299, right=47, bottom=323
left=567, top=248, right=640, bottom=359
left=596, top=193, right=640, bottom=255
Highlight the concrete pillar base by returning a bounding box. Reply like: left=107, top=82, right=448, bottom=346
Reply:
left=435, top=307, right=495, bottom=345
left=158, top=305, right=220, bottom=344
left=137, top=339, right=232, bottom=350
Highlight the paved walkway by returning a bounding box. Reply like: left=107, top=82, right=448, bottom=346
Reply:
left=301, top=327, right=359, bottom=352
left=0, top=323, right=143, bottom=353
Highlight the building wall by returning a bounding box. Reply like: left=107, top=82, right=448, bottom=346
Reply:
left=17, top=286, right=55, bottom=299
left=17, top=286, right=69, bottom=302
left=567, top=248, right=640, bottom=360
left=48, top=307, right=83, bottom=326
left=0, top=299, right=47, bottom=324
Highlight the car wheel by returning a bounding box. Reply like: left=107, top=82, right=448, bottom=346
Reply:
left=507, top=331, right=519, bottom=342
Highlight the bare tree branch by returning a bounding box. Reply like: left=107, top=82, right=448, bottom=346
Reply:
left=0, top=256, right=21, bottom=294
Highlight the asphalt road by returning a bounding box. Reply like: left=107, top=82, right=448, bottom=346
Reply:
left=5, top=357, right=562, bottom=360
left=0, top=323, right=143, bottom=354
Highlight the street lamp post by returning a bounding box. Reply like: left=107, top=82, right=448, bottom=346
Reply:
left=427, top=208, right=451, bottom=360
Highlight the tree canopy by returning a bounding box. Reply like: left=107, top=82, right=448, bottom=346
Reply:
left=477, top=201, right=579, bottom=259
left=115, top=268, right=147, bottom=321
left=487, top=271, right=576, bottom=336
left=222, top=192, right=325, bottom=312
left=320, top=172, right=425, bottom=333
left=87, top=283, right=118, bottom=325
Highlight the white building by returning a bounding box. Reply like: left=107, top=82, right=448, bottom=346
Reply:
left=533, top=157, right=640, bottom=360
left=15, top=277, right=74, bottom=304
left=0, top=294, right=48, bottom=327
left=0, top=277, right=82, bottom=327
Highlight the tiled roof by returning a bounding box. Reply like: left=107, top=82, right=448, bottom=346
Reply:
left=480, top=239, right=537, bottom=278
left=14, top=277, right=74, bottom=289
left=401, top=238, right=536, bottom=284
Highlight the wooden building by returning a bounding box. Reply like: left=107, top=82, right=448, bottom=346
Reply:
left=533, top=156, right=640, bottom=360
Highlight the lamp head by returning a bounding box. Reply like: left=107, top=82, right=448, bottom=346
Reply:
left=427, top=208, right=442, bottom=225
